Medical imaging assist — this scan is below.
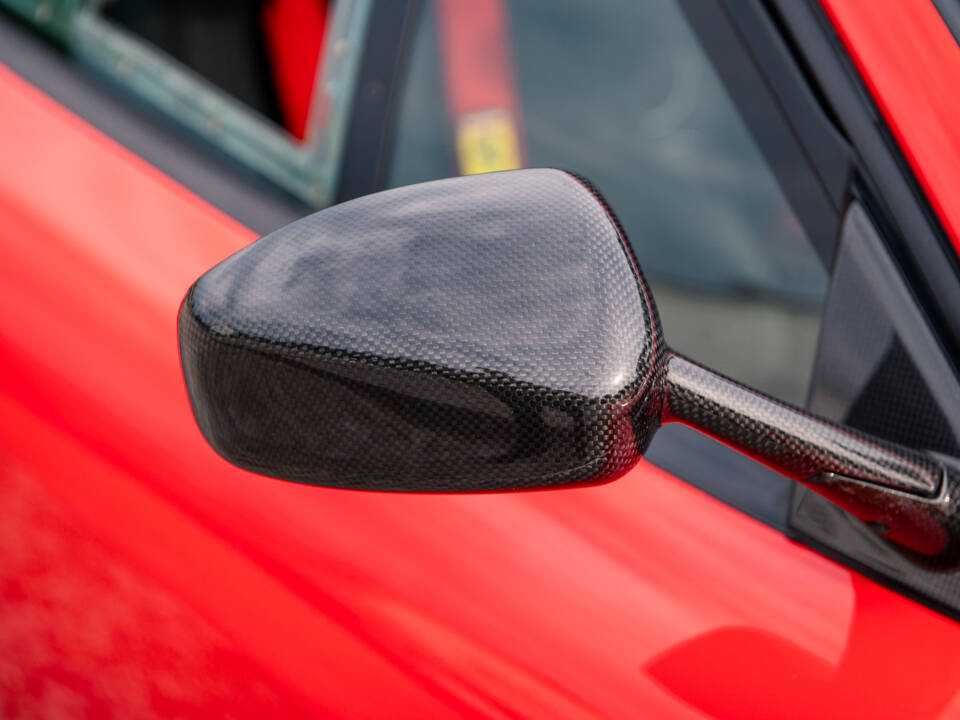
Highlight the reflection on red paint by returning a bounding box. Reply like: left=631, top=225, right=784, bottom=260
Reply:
left=0, top=462, right=316, bottom=719
left=648, top=576, right=960, bottom=720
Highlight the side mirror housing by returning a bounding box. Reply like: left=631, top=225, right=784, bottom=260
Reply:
left=179, top=170, right=662, bottom=491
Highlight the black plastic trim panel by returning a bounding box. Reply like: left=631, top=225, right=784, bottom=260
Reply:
left=796, top=202, right=960, bottom=613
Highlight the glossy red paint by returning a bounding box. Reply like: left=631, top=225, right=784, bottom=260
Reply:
left=3, top=3, right=960, bottom=717
left=820, top=0, right=960, bottom=252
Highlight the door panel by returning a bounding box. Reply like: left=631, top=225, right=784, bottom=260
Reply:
left=4, top=47, right=960, bottom=719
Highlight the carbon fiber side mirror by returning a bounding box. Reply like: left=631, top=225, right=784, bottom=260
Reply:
left=180, top=169, right=959, bottom=565
left=180, top=170, right=663, bottom=492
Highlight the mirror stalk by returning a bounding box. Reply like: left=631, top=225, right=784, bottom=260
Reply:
left=661, top=352, right=943, bottom=496
left=662, top=352, right=956, bottom=563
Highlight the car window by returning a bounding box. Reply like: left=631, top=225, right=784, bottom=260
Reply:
left=1, top=0, right=371, bottom=208
left=388, top=0, right=830, bottom=405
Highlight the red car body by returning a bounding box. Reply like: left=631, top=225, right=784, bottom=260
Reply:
left=2, top=0, right=960, bottom=717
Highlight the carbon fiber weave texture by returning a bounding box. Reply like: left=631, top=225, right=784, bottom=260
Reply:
left=179, top=169, right=664, bottom=490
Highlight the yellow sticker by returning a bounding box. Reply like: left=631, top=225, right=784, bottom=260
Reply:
left=456, top=109, right=523, bottom=175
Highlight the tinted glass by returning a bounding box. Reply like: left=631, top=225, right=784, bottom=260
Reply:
left=389, top=0, right=829, bottom=405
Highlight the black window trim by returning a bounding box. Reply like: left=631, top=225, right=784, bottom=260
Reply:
left=335, top=0, right=422, bottom=203
left=768, top=0, right=960, bottom=379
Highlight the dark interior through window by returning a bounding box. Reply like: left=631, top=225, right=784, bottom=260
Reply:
left=102, top=0, right=327, bottom=141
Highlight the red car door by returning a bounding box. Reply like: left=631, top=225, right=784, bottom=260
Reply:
left=2, top=0, right=960, bottom=718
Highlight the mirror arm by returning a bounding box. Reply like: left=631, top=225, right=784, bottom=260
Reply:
left=661, top=352, right=960, bottom=565
left=661, top=352, right=943, bottom=496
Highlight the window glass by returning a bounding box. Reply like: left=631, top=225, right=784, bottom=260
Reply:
left=389, top=0, right=829, bottom=405
left=1, top=0, right=370, bottom=208
left=101, top=0, right=289, bottom=130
